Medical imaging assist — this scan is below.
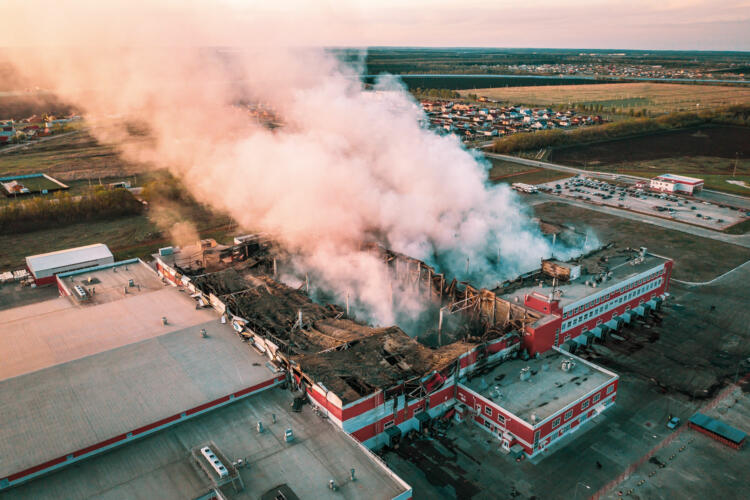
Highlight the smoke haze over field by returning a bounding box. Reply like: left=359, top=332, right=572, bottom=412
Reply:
left=0, top=1, right=596, bottom=326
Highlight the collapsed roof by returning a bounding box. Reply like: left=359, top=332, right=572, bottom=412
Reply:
left=292, top=328, right=478, bottom=404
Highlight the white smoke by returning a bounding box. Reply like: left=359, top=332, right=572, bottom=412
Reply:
left=0, top=3, right=597, bottom=327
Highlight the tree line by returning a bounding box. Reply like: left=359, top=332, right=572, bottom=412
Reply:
left=410, top=88, right=462, bottom=99
left=491, top=105, right=750, bottom=154
left=0, top=187, right=144, bottom=234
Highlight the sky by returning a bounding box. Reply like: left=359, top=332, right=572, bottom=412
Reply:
left=1, top=0, right=748, bottom=51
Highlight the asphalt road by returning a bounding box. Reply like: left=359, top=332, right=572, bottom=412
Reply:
left=0, top=130, right=81, bottom=155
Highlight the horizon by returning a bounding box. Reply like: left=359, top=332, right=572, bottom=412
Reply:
left=1, top=1, right=748, bottom=52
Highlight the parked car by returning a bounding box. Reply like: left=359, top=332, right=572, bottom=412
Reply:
left=667, top=417, right=681, bottom=430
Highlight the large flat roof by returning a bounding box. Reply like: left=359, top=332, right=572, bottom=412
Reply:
left=25, top=243, right=113, bottom=274
left=501, top=250, right=669, bottom=310
left=58, top=259, right=165, bottom=305
left=462, top=350, right=616, bottom=423
left=0, top=289, right=278, bottom=480
left=1, top=389, right=409, bottom=500
left=0, top=282, right=219, bottom=381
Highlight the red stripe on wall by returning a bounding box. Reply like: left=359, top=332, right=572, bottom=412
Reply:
left=185, top=396, right=231, bottom=416
left=73, top=434, right=129, bottom=457
left=131, top=415, right=181, bottom=436
left=7, top=456, right=67, bottom=482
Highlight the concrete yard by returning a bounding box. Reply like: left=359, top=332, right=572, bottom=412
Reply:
left=383, top=372, right=703, bottom=500
left=2, top=389, right=410, bottom=500
left=536, top=177, right=746, bottom=231
left=604, top=381, right=750, bottom=499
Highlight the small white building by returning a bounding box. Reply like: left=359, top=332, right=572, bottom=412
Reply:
left=649, top=174, right=704, bottom=195
left=26, top=243, right=114, bottom=285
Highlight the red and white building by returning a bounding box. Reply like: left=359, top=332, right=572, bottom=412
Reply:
left=505, top=248, right=672, bottom=356
left=649, top=173, right=704, bottom=195
left=152, top=243, right=670, bottom=460
left=296, top=333, right=522, bottom=450
left=458, top=348, right=618, bottom=457
left=26, top=243, right=114, bottom=285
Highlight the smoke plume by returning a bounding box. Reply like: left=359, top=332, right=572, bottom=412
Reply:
left=0, top=2, right=596, bottom=327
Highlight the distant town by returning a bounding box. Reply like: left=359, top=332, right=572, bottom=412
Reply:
left=420, top=99, right=604, bottom=142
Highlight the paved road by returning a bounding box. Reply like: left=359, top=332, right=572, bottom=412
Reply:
left=527, top=192, right=750, bottom=248
left=0, top=130, right=80, bottom=155
left=487, top=151, right=750, bottom=214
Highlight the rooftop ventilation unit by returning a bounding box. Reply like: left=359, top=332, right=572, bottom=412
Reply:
left=73, top=285, right=89, bottom=301
left=200, top=446, right=228, bottom=479
left=560, top=359, right=576, bottom=372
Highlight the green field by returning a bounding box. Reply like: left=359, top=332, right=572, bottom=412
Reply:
left=0, top=130, right=148, bottom=180
left=0, top=212, right=237, bottom=270
left=574, top=156, right=750, bottom=196
left=0, top=174, right=66, bottom=197
left=488, top=158, right=572, bottom=185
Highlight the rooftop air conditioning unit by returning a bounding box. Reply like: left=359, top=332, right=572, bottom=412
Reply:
left=73, top=285, right=89, bottom=301
left=561, top=359, right=575, bottom=372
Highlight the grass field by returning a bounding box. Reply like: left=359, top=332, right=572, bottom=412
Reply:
left=0, top=174, right=66, bottom=197
left=0, top=130, right=148, bottom=181
left=533, top=202, right=750, bottom=282
left=488, top=158, right=572, bottom=185
left=0, top=214, right=237, bottom=270
left=460, top=83, right=750, bottom=115
left=548, top=126, right=750, bottom=195
left=0, top=194, right=237, bottom=270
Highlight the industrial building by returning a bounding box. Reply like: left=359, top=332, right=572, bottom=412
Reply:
left=500, top=246, right=672, bottom=355
left=458, top=348, right=618, bottom=457
left=649, top=173, right=704, bottom=195
left=25, top=243, right=114, bottom=285
left=152, top=238, right=669, bottom=459
left=1, top=234, right=671, bottom=495
left=0, top=258, right=411, bottom=499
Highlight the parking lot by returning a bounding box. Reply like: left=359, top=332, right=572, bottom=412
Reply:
left=536, top=176, right=749, bottom=231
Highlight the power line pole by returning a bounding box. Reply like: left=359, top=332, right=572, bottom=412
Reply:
left=732, top=152, right=739, bottom=178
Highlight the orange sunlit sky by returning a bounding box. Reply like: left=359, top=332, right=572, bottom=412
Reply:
left=1, top=0, right=748, bottom=50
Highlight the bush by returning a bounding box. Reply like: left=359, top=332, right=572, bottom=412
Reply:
left=0, top=188, right=144, bottom=234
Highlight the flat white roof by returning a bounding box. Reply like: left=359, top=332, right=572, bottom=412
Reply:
left=652, top=173, right=704, bottom=185
left=0, top=283, right=280, bottom=480
left=26, top=244, right=113, bottom=275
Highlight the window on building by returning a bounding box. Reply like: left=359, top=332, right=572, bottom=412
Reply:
left=581, top=399, right=590, bottom=410
left=564, top=409, right=573, bottom=421
left=484, top=406, right=493, bottom=417
left=484, top=419, right=493, bottom=430
left=384, top=420, right=395, bottom=430
left=497, top=413, right=505, bottom=424
left=606, top=385, right=614, bottom=395
left=552, top=416, right=561, bottom=428
left=593, top=393, right=601, bottom=403
left=413, top=406, right=423, bottom=416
